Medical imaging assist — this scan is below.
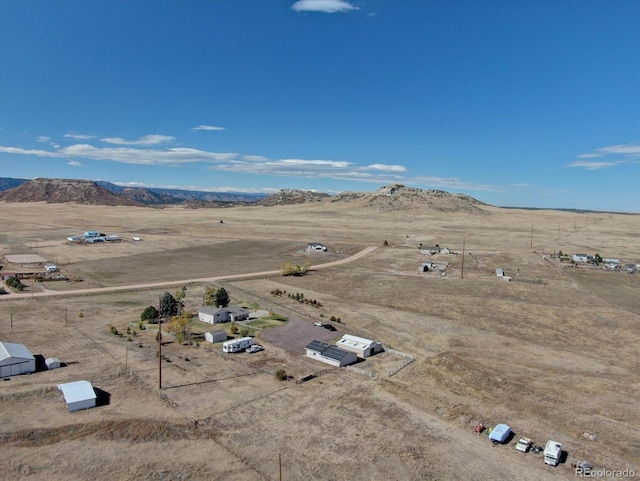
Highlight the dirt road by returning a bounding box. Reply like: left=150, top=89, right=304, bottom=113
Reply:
left=0, top=246, right=378, bottom=300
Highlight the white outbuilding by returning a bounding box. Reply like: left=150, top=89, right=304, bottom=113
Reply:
left=205, top=330, right=227, bottom=343
left=57, top=380, right=97, bottom=412
left=45, top=357, right=61, bottom=369
left=305, top=340, right=357, bottom=367
left=336, top=334, right=384, bottom=359
left=0, top=341, right=36, bottom=377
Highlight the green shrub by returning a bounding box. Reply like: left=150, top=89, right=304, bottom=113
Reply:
left=275, top=369, right=287, bottom=381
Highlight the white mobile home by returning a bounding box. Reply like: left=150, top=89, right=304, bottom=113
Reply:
left=57, top=380, right=97, bottom=412
left=0, top=342, right=36, bottom=377
left=572, top=253, right=589, bottom=263
left=336, top=334, right=383, bottom=359
left=222, top=337, right=253, bottom=353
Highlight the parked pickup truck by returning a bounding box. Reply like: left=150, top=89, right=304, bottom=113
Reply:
left=515, top=437, right=532, bottom=453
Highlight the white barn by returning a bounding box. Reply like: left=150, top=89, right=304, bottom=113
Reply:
left=205, top=330, right=227, bottom=343
left=57, top=380, right=97, bottom=412
left=305, top=340, right=357, bottom=367
left=0, top=342, right=36, bottom=377
left=336, top=334, right=384, bottom=359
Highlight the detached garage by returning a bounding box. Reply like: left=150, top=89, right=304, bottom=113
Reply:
left=57, top=380, right=97, bottom=412
left=0, top=341, right=36, bottom=377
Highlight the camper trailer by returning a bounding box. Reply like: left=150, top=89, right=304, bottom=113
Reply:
left=544, top=440, right=562, bottom=466
left=222, top=337, right=253, bottom=353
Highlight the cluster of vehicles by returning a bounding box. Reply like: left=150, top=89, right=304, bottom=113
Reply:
left=476, top=423, right=564, bottom=467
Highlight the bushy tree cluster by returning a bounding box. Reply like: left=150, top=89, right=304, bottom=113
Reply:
left=205, top=287, right=230, bottom=308
left=280, top=261, right=311, bottom=276
left=5, top=276, right=24, bottom=291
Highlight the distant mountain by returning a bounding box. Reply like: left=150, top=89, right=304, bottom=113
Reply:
left=0, top=177, right=29, bottom=191
left=0, top=178, right=268, bottom=206
left=0, top=178, right=144, bottom=206
left=96, top=181, right=267, bottom=203
left=330, top=184, right=487, bottom=213
left=255, top=189, right=331, bottom=206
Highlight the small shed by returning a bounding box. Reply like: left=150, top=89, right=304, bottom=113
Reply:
left=205, top=330, right=227, bottom=343
left=45, top=357, right=61, bottom=369
left=57, top=380, right=97, bottom=412
left=336, top=334, right=383, bottom=358
left=0, top=342, right=36, bottom=377
left=305, top=340, right=357, bottom=367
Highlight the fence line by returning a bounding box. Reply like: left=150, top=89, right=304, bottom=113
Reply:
left=346, top=365, right=374, bottom=378
left=385, top=348, right=414, bottom=377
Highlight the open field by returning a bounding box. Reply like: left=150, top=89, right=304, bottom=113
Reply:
left=1, top=201, right=639, bottom=480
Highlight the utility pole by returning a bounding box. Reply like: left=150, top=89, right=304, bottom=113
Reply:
left=279, top=452, right=282, bottom=481
left=530, top=225, right=533, bottom=249
left=158, top=294, right=163, bottom=390
left=158, top=317, right=163, bottom=389
left=461, top=238, right=465, bottom=279
left=10, top=312, right=13, bottom=332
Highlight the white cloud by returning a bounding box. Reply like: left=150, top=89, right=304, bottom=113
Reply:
left=1, top=141, right=499, bottom=192
left=567, top=160, right=624, bottom=170
left=67, top=160, right=83, bottom=167
left=64, top=133, right=96, bottom=140
left=36, top=136, right=51, bottom=143
left=100, top=134, right=175, bottom=146
left=292, top=0, right=359, bottom=13
left=192, top=125, right=225, bottom=131
left=365, top=163, right=406, bottom=172
left=571, top=143, right=640, bottom=170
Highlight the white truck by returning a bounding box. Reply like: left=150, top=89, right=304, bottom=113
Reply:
left=222, top=337, right=253, bottom=353
left=544, top=440, right=562, bottom=466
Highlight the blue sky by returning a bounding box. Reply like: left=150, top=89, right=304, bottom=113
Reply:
left=1, top=0, right=638, bottom=211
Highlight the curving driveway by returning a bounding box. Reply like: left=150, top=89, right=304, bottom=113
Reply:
left=0, top=246, right=378, bottom=300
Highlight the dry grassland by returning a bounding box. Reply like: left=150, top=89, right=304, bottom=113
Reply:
left=0, top=201, right=639, bottom=481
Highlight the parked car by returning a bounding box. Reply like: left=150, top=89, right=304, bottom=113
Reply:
left=515, top=437, right=532, bottom=453
left=322, top=324, right=337, bottom=331
left=246, top=344, right=264, bottom=353
left=313, top=322, right=323, bottom=327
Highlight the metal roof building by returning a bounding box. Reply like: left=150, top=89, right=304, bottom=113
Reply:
left=305, top=340, right=357, bottom=367
left=0, top=341, right=36, bottom=377
left=57, top=380, right=97, bottom=412
left=336, top=334, right=383, bottom=359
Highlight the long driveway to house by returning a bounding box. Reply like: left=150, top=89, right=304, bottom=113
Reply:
left=0, top=246, right=378, bottom=300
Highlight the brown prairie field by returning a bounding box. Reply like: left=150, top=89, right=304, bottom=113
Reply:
left=0, top=201, right=639, bottom=481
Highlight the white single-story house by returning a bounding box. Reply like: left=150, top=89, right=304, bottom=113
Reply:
left=573, top=253, right=589, bottom=263
left=45, top=357, right=61, bottom=369
left=57, top=380, right=97, bottom=412
left=0, top=341, right=36, bottom=377
left=420, top=262, right=433, bottom=272
left=204, top=330, right=227, bottom=343
left=305, top=340, right=357, bottom=367
left=421, top=245, right=441, bottom=255
left=307, top=242, right=328, bottom=252
left=496, top=268, right=504, bottom=277
left=439, top=247, right=451, bottom=254
left=198, top=306, right=250, bottom=324
left=336, top=334, right=384, bottom=359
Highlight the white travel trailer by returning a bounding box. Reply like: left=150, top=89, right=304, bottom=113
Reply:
left=222, top=337, right=253, bottom=353
left=544, top=440, right=562, bottom=466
